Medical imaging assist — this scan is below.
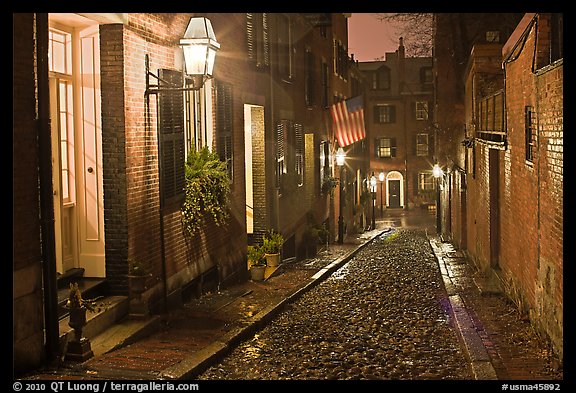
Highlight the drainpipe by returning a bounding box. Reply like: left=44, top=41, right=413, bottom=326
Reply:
left=36, top=12, right=60, bottom=362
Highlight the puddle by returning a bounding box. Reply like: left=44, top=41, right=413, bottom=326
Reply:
left=329, top=264, right=351, bottom=280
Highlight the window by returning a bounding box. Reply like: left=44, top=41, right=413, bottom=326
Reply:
left=420, top=67, right=433, bottom=84
left=216, top=80, right=234, bottom=179
left=49, top=28, right=75, bottom=203
left=375, top=137, right=396, bottom=158
left=525, top=106, right=535, bottom=162
left=374, top=104, right=396, bottom=123
left=333, top=39, right=348, bottom=80
left=549, top=13, right=563, bottom=65
left=49, top=29, right=72, bottom=74
left=276, top=120, right=304, bottom=189
left=184, top=80, right=213, bottom=154
left=278, top=14, right=293, bottom=80
left=415, top=101, right=429, bottom=120
left=246, top=13, right=269, bottom=68
left=321, top=61, right=330, bottom=108
left=418, top=171, right=435, bottom=192
left=56, top=80, right=74, bottom=203
left=416, top=134, right=429, bottom=156
left=158, top=69, right=186, bottom=205
left=485, top=31, right=500, bottom=43
left=371, top=67, right=390, bottom=90
left=305, top=49, right=315, bottom=107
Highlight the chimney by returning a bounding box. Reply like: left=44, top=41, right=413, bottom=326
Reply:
left=398, top=37, right=405, bottom=91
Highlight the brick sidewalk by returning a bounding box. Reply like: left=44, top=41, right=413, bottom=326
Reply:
left=430, top=237, right=563, bottom=381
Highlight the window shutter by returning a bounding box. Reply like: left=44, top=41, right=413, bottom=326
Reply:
left=295, top=123, right=304, bottom=184
left=246, top=13, right=255, bottom=62
left=391, top=137, right=397, bottom=158
left=276, top=121, right=287, bottom=188
left=158, top=69, right=185, bottom=206
left=261, top=13, right=270, bottom=66
left=390, top=105, right=396, bottom=123
left=216, top=80, right=233, bottom=179
left=373, top=106, right=379, bottom=123
left=247, top=13, right=269, bottom=68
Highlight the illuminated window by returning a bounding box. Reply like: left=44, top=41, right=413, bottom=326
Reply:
left=415, top=101, right=429, bottom=120
left=49, top=29, right=72, bottom=75
left=376, top=137, right=396, bottom=158
left=418, top=171, right=435, bottom=192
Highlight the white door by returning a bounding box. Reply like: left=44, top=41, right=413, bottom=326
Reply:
left=49, top=19, right=105, bottom=278
left=76, top=26, right=105, bottom=277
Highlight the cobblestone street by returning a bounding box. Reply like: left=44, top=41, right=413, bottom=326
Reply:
left=199, top=228, right=474, bottom=380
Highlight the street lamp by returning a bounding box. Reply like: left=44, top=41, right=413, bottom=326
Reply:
left=370, top=172, right=377, bottom=230
left=336, top=147, right=346, bottom=244
left=145, top=16, right=220, bottom=95
left=378, top=171, right=385, bottom=217
left=433, top=164, right=444, bottom=235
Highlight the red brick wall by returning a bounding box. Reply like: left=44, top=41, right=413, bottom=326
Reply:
left=535, top=62, right=563, bottom=356
left=499, top=15, right=562, bottom=357
left=100, top=13, right=249, bottom=307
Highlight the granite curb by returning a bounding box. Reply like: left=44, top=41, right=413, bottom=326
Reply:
left=428, top=235, right=498, bottom=380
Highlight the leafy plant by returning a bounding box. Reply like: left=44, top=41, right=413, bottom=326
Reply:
left=322, top=175, right=338, bottom=197
left=182, top=147, right=231, bottom=237
left=247, top=245, right=266, bottom=266
left=262, top=229, right=284, bottom=254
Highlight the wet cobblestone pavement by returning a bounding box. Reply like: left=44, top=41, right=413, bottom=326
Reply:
left=199, top=228, right=474, bottom=380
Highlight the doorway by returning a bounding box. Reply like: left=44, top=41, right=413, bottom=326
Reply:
left=48, top=16, right=106, bottom=282
left=244, top=104, right=265, bottom=243
left=386, top=171, right=404, bottom=208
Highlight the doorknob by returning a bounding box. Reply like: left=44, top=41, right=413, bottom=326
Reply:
left=87, top=167, right=94, bottom=173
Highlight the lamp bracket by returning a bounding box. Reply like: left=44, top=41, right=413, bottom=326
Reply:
left=145, top=54, right=207, bottom=96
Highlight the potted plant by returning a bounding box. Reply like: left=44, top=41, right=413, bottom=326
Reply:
left=247, top=245, right=266, bottom=281
left=262, top=230, right=284, bottom=267
left=128, top=259, right=152, bottom=317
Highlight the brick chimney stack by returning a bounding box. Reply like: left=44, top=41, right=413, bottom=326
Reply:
left=398, top=37, right=405, bottom=91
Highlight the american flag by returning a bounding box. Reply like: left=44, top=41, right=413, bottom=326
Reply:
left=330, top=95, right=366, bottom=147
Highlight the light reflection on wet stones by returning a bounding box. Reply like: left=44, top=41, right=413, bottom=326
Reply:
left=198, top=229, right=473, bottom=380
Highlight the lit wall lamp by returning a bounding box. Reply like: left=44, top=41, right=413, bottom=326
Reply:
left=145, top=16, right=220, bottom=95
left=370, top=172, right=377, bottom=230
left=433, top=163, right=444, bottom=235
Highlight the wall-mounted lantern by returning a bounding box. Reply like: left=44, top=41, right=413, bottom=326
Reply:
left=145, top=16, right=220, bottom=95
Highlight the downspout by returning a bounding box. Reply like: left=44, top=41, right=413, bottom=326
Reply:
left=36, top=12, right=60, bottom=361
left=144, top=55, right=168, bottom=315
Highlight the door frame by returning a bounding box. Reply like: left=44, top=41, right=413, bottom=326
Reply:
left=48, top=15, right=106, bottom=278
left=386, top=170, right=404, bottom=208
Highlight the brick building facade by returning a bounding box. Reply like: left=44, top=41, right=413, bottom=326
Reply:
left=436, top=13, right=563, bottom=360
left=358, top=38, right=435, bottom=212
left=13, top=12, right=365, bottom=374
